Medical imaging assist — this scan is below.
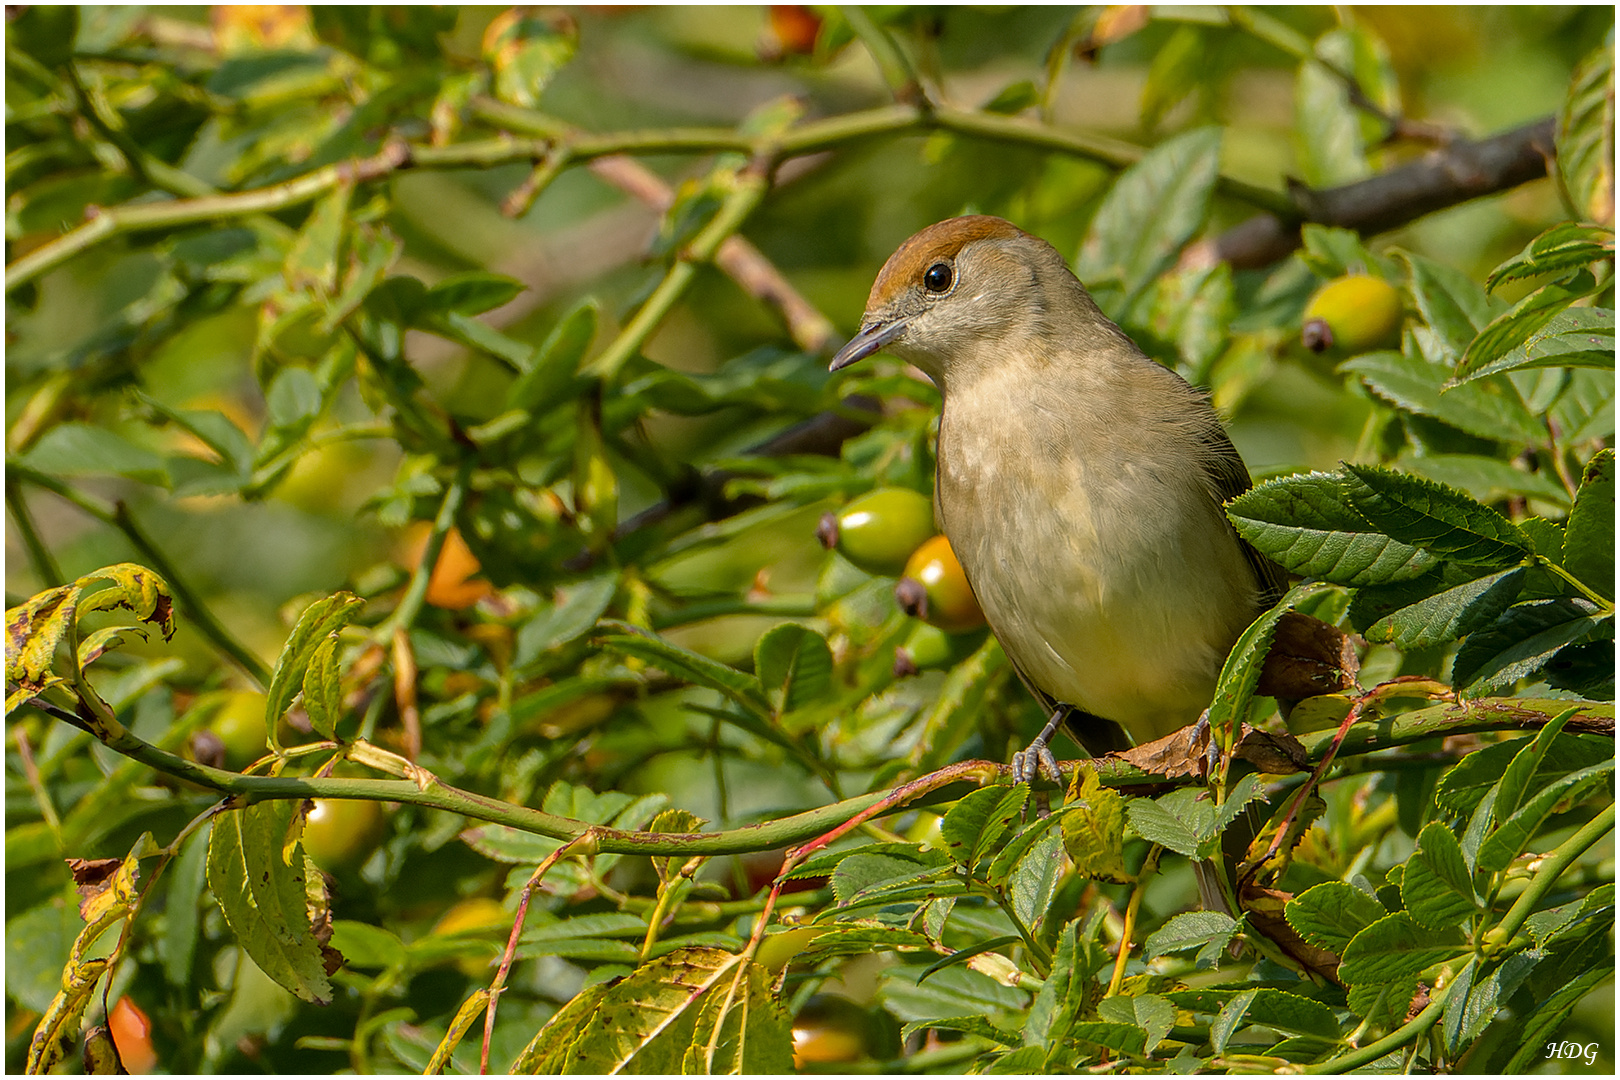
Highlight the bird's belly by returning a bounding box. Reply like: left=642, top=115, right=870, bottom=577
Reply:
left=938, top=430, right=1256, bottom=743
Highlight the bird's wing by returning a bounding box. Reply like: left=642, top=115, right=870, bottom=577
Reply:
left=1198, top=424, right=1290, bottom=607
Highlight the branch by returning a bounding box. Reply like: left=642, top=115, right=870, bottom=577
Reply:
left=1209, top=117, right=1558, bottom=268
left=5, top=140, right=412, bottom=291
left=585, top=155, right=838, bottom=355
left=14, top=689, right=1607, bottom=857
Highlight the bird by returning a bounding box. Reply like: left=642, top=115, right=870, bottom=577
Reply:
left=830, top=214, right=1286, bottom=782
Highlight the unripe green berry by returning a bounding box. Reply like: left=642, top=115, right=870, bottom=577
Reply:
left=817, top=487, right=934, bottom=576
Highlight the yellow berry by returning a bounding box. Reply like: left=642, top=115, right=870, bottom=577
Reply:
left=896, top=535, right=985, bottom=633
left=1302, top=274, right=1403, bottom=354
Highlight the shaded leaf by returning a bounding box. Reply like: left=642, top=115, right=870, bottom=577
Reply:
left=1563, top=448, right=1615, bottom=600
left=1360, top=567, right=1525, bottom=649
left=1450, top=598, right=1609, bottom=692
left=1343, top=349, right=1544, bottom=444
left=1077, top=126, right=1223, bottom=308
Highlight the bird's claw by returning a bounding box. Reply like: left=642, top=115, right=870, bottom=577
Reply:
left=1011, top=737, right=1063, bottom=786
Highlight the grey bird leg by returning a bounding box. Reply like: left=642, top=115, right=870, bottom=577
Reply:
left=1012, top=705, right=1067, bottom=785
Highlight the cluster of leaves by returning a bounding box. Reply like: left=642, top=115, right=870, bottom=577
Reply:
left=4, top=5, right=1614, bottom=1076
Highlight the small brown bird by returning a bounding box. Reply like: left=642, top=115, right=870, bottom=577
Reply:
left=831, top=215, right=1284, bottom=779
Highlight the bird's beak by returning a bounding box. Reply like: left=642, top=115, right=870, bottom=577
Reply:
left=829, top=316, right=910, bottom=371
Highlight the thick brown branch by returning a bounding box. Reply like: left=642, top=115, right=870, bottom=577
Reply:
left=1211, top=117, right=1558, bottom=269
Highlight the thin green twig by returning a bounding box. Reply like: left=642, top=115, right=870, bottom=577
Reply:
left=5, top=479, right=64, bottom=588
left=1486, top=802, right=1614, bottom=948
left=582, top=166, right=771, bottom=381
left=5, top=139, right=409, bottom=290
left=375, top=461, right=470, bottom=642
left=7, top=462, right=272, bottom=687
left=841, top=6, right=925, bottom=104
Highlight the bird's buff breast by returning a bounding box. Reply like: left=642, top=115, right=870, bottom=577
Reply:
left=935, top=381, right=1255, bottom=742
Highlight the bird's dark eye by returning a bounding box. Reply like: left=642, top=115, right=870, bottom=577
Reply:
left=923, top=262, right=953, bottom=293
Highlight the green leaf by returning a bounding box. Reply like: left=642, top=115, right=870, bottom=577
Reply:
left=1143, top=910, right=1237, bottom=960
left=1127, top=788, right=1215, bottom=859
left=940, top=784, right=1028, bottom=870
left=986, top=810, right=1070, bottom=889
left=1294, top=36, right=1370, bottom=188
left=1076, top=126, right=1223, bottom=308
left=1342, top=464, right=1532, bottom=567
left=1563, top=449, right=1614, bottom=601
left=1023, top=919, right=1079, bottom=1049
left=1556, top=43, right=1615, bottom=228
left=284, top=183, right=350, bottom=295
left=1299, top=224, right=1396, bottom=281
left=1208, top=583, right=1325, bottom=751
left=1360, top=567, right=1525, bottom=649
left=1096, top=993, right=1176, bottom=1053
left=1226, top=471, right=1438, bottom=586
left=1167, top=987, right=1340, bottom=1040
left=362, top=274, right=428, bottom=326
left=421, top=270, right=526, bottom=317
left=1475, top=759, right=1614, bottom=873
left=1338, top=912, right=1466, bottom=995
left=1449, top=599, right=1609, bottom=692
left=1397, top=453, right=1570, bottom=509
left=1069, top=1021, right=1148, bottom=1056
left=21, top=423, right=168, bottom=486
left=1401, top=822, right=1479, bottom=930
left=507, top=299, right=598, bottom=407
left=513, top=571, right=619, bottom=668
left=1139, top=24, right=1207, bottom=133
left=1400, top=251, right=1501, bottom=356
left=1436, top=728, right=1612, bottom=816
left=1456, top=306, right=1615, bottom=382
left=912, top=636, right=1008, bottom=772
left=300, top=632, right=343, bottom=740
left=206, top=801, right=334, bottom=1005
left=1059, top=765, right=1129, bottom=883
left=1525, top=883, right=1615, bottom=950
left=983, top=79, right=1039, bottom=115
left=1006, top=827, right=1065, bottom=930
left=1487, top=222, right=1615, bottom=291
left=1284, top=881, right=1387, bottom=955
left=831, top=851, right=955, bottom=906
left=7, top=4, right=77, bottom=67
left=262, top=593, right=364, bottom=750
left=1499, top=967, right=1611, bottom=1074
left=596, top=625, right=770, bottom=719
left=900, top=1014, right=1017, bottom=1044
left=1492, top=708, right=1578, bottom=823
left=879, top=962, right=1028, bottom=1027
left=1342, top=350, right=1544, bottom=444
left=264, top=367, right=322, bottom=434
left=160, top=821, right=210, bottom=988
left=428, top=310, right=533, bottom=371
left=753, top=622, right=833, bottom=714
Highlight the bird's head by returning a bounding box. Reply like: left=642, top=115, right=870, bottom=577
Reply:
left=830, top=215, right=1098, bottom=387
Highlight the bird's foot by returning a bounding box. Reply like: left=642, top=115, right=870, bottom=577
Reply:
left=1011, top=736, right=1063, bottom=787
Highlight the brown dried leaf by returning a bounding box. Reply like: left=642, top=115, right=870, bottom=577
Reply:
left=1257, top=611, right=1359, bottom=700
left=1240, top=884, right=1343, bottom=983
